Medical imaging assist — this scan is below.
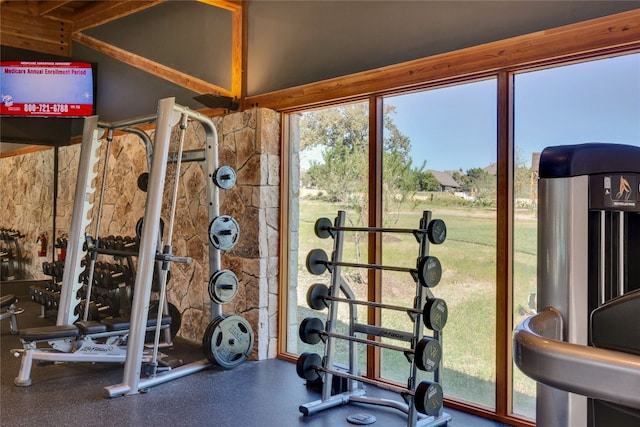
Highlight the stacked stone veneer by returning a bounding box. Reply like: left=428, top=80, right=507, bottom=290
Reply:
left=0, top=149, right=55, bottom=279
left=0, top=108, right=280, bottom=360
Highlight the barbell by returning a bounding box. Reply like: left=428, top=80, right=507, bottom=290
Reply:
left=314, top=217, right=447, bottom=245
left=299, top=316, right=441, bottom=372
left=306, top=248, right=442, bottom=288
left=306, top=283, right=447, bottom=331
left=296, top=351, right=443, bottom=416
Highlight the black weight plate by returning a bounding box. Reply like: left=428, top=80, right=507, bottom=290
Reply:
left=414, top=380, right=443, bottom=416
left=418, top=256, right=442, bottom=288
left=202, top=315, right=254, bottom=369
left=427, top=219, right=447, bottom=244
left=135, top=217, right=165, bottom=240
left=306, top=283, right=329, bottom=310
left=208, top=269, right=239, bottom=304
left=314, top=217, right=333, bottom=239
left=299, top=317, right=324, bottom=345
left=423, top=298, right=448, bottom=331
left=306, top=248, right=329, bottom=275
left=147, top=301, right=182, bottom=339
left=296, top=352, right=322, bottom=381
left=415, top=337, right=442, bottom=372
left=137, top=172, right=149, bottom=192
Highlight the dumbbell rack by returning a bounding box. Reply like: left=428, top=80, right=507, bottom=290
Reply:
left=0, top=228, right=24, bottom=280
left=35, top=236, right=138, bottom=321
left=299, top=210, right=451, bottom=427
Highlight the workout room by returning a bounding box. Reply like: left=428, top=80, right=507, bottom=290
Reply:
left=1, top=2, right=639, bottom=427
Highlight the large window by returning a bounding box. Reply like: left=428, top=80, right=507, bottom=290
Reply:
left=382, top=80, right=497, bottom=408
left=286, top=102, right=370, bottom=369
left=511, top=52, right=640, bottom=418
left=277, top=14, right=638, bottom=425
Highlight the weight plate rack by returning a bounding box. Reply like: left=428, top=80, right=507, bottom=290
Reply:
left=297, top=210, right=452, bottom=427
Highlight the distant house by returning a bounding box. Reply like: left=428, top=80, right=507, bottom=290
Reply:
left=427, top=170, right=460, bottom=191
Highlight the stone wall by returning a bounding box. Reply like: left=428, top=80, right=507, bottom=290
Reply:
left=0, top=108, right=280, bottom=360
left=0, top=148, right=55, bottom=280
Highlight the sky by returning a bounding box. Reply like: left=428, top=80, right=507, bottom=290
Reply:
left=384, top=52, right=640, bottom=172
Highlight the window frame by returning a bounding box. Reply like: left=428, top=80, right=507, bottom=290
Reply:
left=271, top=10, right=640, bottom=427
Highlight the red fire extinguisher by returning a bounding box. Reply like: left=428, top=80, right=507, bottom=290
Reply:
left=36, top=233, right=47, bottom=257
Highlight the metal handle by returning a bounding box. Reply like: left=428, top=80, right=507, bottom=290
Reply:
left=513, top=307, right=640, bottom=409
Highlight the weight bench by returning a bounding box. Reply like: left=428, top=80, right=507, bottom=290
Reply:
left=0, top=294, right=23, bottom=334
left=13, top=314, right=171, bottom=386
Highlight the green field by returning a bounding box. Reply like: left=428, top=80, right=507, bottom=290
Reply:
left=292, top=195, right=538, bottom=418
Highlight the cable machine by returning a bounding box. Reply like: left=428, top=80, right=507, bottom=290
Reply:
left=514, top=143, right=640, bottom=427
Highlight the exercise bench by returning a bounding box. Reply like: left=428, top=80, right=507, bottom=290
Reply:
left=13, top=314, right=171, bottom=386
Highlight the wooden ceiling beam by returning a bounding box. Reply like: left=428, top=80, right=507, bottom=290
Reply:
left=72, top=1, right=167, bottom=33
left=74, top=32, right=232, bottom=97
left=38, top=1, right=74, bottom=18
left=0, top=5, right=72, bottom=56
left=198, top=0, right=242, bottom=12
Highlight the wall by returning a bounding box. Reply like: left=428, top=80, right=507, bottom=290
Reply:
left=0, top=148, right=54, bottom=280
left=0, top=108, right=280, bottom=360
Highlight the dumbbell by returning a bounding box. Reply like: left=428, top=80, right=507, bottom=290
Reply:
left=98, top=265, right=131, bottom=288
left=74, top=299, right=114, bottom=321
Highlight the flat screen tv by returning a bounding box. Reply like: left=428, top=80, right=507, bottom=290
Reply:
left=0, top=61, right=96, bottom=117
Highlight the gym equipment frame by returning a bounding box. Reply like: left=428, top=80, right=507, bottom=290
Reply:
left=514, top=143, right=640, bottom=427
left=12, top=97, right=251, bottom=396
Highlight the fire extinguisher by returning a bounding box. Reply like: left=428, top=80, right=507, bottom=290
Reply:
left=36, top=233, right=47, bottom=257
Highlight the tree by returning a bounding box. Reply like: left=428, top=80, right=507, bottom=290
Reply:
left=300, top=103, right=417, bottom=225
left=299, top=103, right=418, bottom=272
left=417, top=171, right=442, bottom=192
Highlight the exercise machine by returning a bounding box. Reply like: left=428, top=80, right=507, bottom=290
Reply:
left=514, top=143, right=640, bottom=426
left=12, top=97, right=252, bottom=395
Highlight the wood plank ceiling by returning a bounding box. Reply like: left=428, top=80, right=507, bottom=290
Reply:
left=0, top=0, right=245, bottom=99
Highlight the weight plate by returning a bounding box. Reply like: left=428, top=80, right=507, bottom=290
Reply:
left=147, top=301, right=182, bottom=339
left=136, top=217, right=165, bottom=240
left=306, top=283, right=329, bottom=310
left=296, top=352, right=322, bottom=381
left=417, top=256, right=442, bottom=288
left=202, top=315, right=254, bottom=369
left=208, top=269, right=239, bottom=304
left=346, top=413, right=377, bottom=425
left=415, top=337, right=442, bottom=372
left=306, top=248, right=329, bottom=275
left=137, top=172, right=149, bottom=192
left=299, top=317, right=324, bottom=345
left=213, top=166, right=237, bottom=190
left=423, top=298, right=448, bottom=331
left=208, top=215, right=240, bottom=251
left=314, top=217, right=333, bottom=239
left=427, top=219, right=447, bottom=245
left=414, top=380, right=443, bottom=416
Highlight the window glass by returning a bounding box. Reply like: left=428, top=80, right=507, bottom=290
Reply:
left=286, top=102, right=370, bottom=369
left=382, top=79, right=498, bottom=408
left=512, top=53, right=640, bottom=419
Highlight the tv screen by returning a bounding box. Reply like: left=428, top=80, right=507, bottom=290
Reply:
left=0, top=61, right=96, bottom=118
